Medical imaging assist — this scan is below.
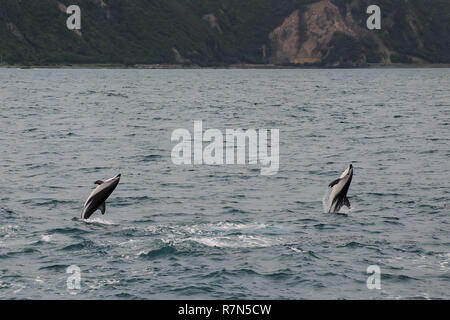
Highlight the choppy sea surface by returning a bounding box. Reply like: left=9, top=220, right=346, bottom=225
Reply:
left=0, top=68, right=449, bottom=299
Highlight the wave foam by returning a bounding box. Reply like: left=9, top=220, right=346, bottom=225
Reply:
left=40, top=235, right=53, bottom=242
left=188, top=235, right=278, bottom=248
left=83, top=217, right=116, bottom=225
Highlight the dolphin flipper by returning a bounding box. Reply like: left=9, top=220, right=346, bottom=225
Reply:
left=99, top=202, right=106, bottom=215
left=328, top=178, right=341, bottom=188
left=94, top=180, right=104, bottom=185
left=343, top=197, right=351, bottom=208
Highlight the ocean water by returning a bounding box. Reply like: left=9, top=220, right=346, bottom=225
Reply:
left=0, top=68, right=449, bottom=299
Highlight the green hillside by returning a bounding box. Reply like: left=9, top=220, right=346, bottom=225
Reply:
left=0, top=0, right=449, bottom=66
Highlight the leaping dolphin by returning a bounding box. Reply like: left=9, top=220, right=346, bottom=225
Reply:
left=327, top=164, right=353, bottom=213
left=81, top=174, right=121, bottom=219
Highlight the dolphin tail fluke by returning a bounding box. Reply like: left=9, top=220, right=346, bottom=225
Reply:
left=343, top=197, right=351, bottom=208
left=99, top=202, right=106, bottom=215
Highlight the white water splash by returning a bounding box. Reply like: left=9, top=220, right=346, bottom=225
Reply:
left=188, top=235, right=279, bottom=248
left=83, top=217, right=116, bottom=225
left=0, top=225, right=19, bottom=239
left=144, top=222, right=270, bottom=235
left=289, top=247, right=307, bottom=254
left=188, top=222, right=268, bottom=233
left=35, top=276, right=45, bottom=284
left=41, top=235, right=53, bottom=242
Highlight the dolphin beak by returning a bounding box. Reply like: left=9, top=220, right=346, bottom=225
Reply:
left=116, top=173, right=121, bottom=178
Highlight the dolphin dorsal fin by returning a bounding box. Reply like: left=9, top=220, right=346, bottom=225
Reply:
left=94, top=180, right=104, bottom=185
left=99, top=202, right=106, bottom=215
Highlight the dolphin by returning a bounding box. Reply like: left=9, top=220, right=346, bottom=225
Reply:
left=81, top=174, right=121, bottom=219
left=327, top=164, right=353, bottom=213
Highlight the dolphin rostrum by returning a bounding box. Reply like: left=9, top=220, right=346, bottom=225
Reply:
left=327, top=164, right=353, bottom=213
left=81, top=174, right=121, bottom=219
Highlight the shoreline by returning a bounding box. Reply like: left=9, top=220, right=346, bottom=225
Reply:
left=1, top=63, right=450, bottom=70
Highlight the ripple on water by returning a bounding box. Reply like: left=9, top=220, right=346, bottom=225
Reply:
left=138, top=245, right=177, bottom=260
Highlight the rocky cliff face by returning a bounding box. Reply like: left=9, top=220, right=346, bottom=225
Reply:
left=266, top=0, right=432, bottom=67
left=269, top=0, right=360, bottom=65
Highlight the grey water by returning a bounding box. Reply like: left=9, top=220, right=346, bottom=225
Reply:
left=0, top=68, right=449, bottom=299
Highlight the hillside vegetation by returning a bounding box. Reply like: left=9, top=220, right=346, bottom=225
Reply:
left=0, top=0, right=449, bottom=66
